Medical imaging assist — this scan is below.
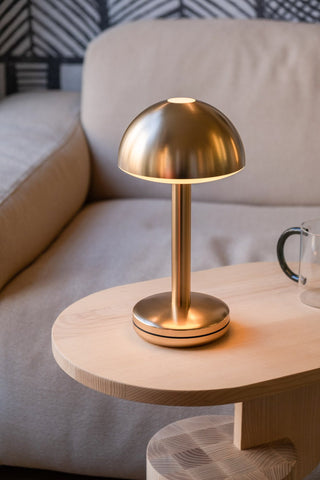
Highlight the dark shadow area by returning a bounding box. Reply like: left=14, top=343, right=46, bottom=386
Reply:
left=0, top=466, right=123, bottom=480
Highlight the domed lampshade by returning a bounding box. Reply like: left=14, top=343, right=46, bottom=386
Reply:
left=119, top=97, right=244, bottom=183
left=118, top=98, right=245, bottom=347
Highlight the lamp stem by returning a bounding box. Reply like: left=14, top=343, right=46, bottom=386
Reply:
left=171, top=184, right=191, bottom=315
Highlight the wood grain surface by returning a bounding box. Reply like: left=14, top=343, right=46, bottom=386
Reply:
left=147, top=415, right=297, bottom=480
left=52, top=262, right=320, bottom=480
left=51, top=262, right=320, bottom=406
left=234, top=382, right=320, bottom=480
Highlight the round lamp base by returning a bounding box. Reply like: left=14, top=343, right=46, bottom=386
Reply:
left=133, top=292, right=230, bottom=347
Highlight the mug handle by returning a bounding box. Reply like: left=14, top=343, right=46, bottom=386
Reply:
left=276, top=227, right=301, bottom=283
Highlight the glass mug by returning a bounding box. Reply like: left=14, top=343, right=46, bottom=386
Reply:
left=277, top=218, right=320, bottom=308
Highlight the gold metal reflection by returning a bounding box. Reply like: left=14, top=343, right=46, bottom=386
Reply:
left=118, top=98, right=245, bottom=347
left=118, top=99, right=245, bottom=183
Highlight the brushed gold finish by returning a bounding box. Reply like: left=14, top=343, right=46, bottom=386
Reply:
left=132, top=182, right=230, bottom=347
left=118, top=99, right=245, bottom=184
left=118, top=98, right=245, bottom=347
left=172, top=184, right=191, bottom=313
left=133, top=291, right=230, bottom=347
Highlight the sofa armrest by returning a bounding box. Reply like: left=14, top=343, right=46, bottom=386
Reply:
left=0, top=91, right=90, bottom=290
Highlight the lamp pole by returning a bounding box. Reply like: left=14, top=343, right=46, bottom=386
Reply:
left=171, top=184, right=191, bottom=316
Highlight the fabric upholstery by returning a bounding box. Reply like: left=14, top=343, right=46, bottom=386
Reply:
left=0, top=91, right=90, bottom=290
left=1, top=198, right=319, bottom=478
left=82, top=19, right=320, bottom=206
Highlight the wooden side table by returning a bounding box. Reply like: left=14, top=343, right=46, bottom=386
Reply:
left=52, top=262, right=320, bottom=480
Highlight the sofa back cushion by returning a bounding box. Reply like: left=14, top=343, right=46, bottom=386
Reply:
left=81, top=19, right=320, bottom=206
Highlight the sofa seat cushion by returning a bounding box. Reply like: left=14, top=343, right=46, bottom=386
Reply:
left=1, top=198, right=318, bottom=478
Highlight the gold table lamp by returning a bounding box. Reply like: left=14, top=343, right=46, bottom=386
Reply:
left=118, top=98, right=245, bottom=347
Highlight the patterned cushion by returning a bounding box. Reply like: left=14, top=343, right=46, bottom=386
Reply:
left=0, top=1, right=319, bottom=98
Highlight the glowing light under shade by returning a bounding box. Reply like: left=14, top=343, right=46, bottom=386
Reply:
left=119, top=166, right=244, bottom=184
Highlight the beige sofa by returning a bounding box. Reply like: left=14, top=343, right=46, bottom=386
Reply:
left=1, top=19, right=320, bottom=479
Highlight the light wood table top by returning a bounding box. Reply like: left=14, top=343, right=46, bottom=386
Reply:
left=52, top=262, right=320, bottom=406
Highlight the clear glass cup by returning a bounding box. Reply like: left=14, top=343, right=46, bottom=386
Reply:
left=277, top=218, right=320, bottom=308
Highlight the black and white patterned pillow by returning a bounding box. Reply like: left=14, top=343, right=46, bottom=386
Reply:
left=0, top=0, right=319, bottom=99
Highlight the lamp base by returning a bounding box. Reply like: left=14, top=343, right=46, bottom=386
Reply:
left=132, top=292, right=230, bottom=347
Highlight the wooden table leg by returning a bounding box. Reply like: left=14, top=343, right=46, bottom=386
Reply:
left=234, top=382, right=320, bottom=480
